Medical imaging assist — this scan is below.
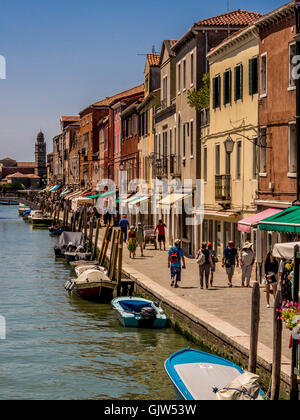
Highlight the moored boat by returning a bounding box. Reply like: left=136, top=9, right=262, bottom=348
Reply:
left=111, top=297, right=168, bottom=328
left=65, top=269, right=117, bottom=302
left=54, top=232, right=85, bottom=257
left=164, top=348, right=265, bottom=401
left=28, top=210, right=53, bottom=226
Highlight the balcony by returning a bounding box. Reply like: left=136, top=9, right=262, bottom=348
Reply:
left=153, top=158, right=168, bottom=178
left=215, top=175, right=231, bottom=204
left=170, top=155, right=181, bottom=178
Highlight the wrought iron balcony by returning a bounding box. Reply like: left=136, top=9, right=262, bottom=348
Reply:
left=170, top=155, right=181, bottom=177
left=215, top=175, right=231, bottom=203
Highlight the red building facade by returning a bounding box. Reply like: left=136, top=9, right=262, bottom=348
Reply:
left=256, top=3, right=297, bottom=210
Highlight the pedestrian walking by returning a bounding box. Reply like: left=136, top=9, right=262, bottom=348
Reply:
left=263, top=252, right=279, bottom=308
left=168, top=239, right=186, bottom=288
left=222, top=241, right=239, bottom=288
left=208, top=243, right=218, bottom=287
left=135, top=222, right=144, bottom=257
left=127, top=226, right=138, bottom=259
left=239, top=242, right=255, bottom=288
left=119, top=215, right=130, bottom=242
left=155, top=220, right=167, bottom=251
left=196, top=243, right=213, bottom=289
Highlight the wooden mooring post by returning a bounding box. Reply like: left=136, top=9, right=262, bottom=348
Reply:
left=249, top=281, right=260, bottom=374
left=92, top=218, right=101, bottom=261
left=271, top=288, right=283, bottom=401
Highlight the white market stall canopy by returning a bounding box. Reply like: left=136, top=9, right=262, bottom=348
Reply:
left=272, top=242, right=300, bottom=260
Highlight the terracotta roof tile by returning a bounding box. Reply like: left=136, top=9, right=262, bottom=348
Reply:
left=93, top=84, right=144, bottom=107
left=61, top=116, right=80, bottom=122
left=195, top=9, right=262, bottom=27
left=17, top=162, right=36, bottom=168
left=147, top=54, right=160, bottom=67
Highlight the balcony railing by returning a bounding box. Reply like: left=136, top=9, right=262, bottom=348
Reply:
left=215, top=175, right=231, bottom=202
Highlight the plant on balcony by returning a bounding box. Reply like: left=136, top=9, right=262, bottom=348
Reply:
left=187, top=73, right=210, bottom=112
left=277, top=301, right=300, bottom=331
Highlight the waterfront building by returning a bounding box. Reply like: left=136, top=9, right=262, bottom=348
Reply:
left=137, top=54, right=161, bottom=226
left=202, top=23, right=260, bottom=258
left=78, top=104, right=109, bottom=189
left=153, top=40, right=178, bottom=245
left=253, top=2, right=298, bottom=265
left=171, top=9, right=262, bottom=257
left=256, top=4, right=297, bottom=213
left=46, top=153, right=54, bottom=186
left=120, top=100, right=142, bottom=187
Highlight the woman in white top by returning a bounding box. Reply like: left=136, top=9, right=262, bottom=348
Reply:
left=239, top=242, right=255, bottom=288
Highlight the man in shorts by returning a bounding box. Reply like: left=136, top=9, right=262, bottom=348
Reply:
left=222, top=241, right=239, bottom=288
left=168, top=239, right=186, bottom=288
left=155, top=220, right=167, bottom=251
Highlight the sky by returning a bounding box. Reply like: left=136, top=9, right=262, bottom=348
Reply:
left=0, top=0, right=285, bottom=161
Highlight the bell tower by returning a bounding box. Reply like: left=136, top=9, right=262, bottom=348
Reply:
left=35, top=130, right=47, bottom=178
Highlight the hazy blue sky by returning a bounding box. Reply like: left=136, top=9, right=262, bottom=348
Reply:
left=0, top=0, right=284, bottom=161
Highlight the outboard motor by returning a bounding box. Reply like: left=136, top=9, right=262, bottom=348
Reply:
left=139, top=306, right=157, bottom=328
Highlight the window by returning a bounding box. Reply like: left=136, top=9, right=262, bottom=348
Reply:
left=252, top=137, right=258, bottom=180
left=260, top=128, right=267, bottom=174
left=260, top=54, right=267, bottom=96
left=190, top=53, right=194, bottom=86
left=249, top=57, right=258, bottom=95
left=183, top=123, right=186, bottom=157
left=289, top=43, right=297, bottom=88
left=236, top=140, right=242, bottom=180
left=213, top=75, right=221, bottom=109
left=234, top=64, right=243, bottom=101
left=190, top=120, right=194, bottom=157
left=223, top=69, right=232, bottom=105
left=178, top=63, right=181, bottom=93
left=163, top=76, right=168, bottom=107
left=204, top=147, right=207, bottom=182
left=183, top=60, right=186, bottom=90
left=215, top=144, right=220, bottom=175
left=289, top=123, right=297, bottom=174
left=170, top=129, right=172, bottom=156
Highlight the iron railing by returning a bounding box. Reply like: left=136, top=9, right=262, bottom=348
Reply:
left=215, top=175, right=231, bottom=202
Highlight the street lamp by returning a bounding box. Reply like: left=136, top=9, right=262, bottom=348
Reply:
left=224, top=136, right=235, bottom=154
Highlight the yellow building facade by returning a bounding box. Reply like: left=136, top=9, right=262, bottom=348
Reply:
left=198, top=25, right=259, bottom=256
left=137, top=54, right=160, bottom=225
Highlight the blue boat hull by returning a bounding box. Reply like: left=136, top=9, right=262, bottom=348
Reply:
left=165, top=348, right=264, bottom=401
left=112, top=297, right=168, bottom=329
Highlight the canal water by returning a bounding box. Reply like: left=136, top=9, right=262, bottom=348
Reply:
left=0, top=206, right=200, bottom=400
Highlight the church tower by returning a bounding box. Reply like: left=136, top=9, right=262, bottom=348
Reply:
left=35, top=131, right=47, bottom=178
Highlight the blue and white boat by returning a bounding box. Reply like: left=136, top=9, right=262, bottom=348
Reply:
left=165, top=348, right=265, bottom=400
left=111, top=297, right=168, bottom=328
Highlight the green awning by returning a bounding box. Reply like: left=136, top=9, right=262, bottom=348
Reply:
left=259, top=206, right=300, bottom=233
left=86, top=190, right=117, bottom=199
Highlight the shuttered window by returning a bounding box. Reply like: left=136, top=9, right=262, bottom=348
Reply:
left=249, top=57, right=258, bottom=95
left=213, top=75, right=221, bottom=109
left=223, top=69, right=232, bottom=105
left=234, top=64, right=243, bottom=101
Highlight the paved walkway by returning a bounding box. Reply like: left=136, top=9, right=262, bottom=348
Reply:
left=97, top=227, right=292, bottom=363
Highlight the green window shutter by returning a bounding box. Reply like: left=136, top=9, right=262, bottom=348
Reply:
left=240, top=64, right=243, bottom=101
left=234, top=66, right=238, bottom=101
left=223, top=72, right=226, bottom=106
left=249, top=58, right=253, bottom=95
left=217, top=76, right=221, bottom=108
left=229, top=69, right=232, bottom=104
left=213, top=77, right=217, bottom=109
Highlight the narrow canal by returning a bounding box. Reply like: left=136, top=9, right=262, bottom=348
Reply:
left=0, top=205, right=200, bottom=400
